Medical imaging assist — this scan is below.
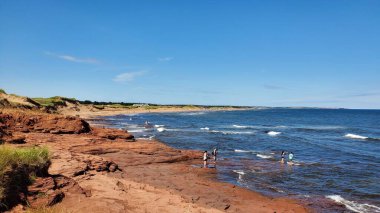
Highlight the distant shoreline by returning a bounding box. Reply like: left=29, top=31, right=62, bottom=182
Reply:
left=60, top=105, right=255, bottom=119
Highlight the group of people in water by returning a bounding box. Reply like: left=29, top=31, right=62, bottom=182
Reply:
left=280, top=151, right=294, bottom=164
left=203, top=148, right=218, bottom=168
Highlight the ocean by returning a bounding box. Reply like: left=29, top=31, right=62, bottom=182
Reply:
left=99, top=109, right=380, bottom=213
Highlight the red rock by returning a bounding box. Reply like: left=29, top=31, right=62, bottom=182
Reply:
left=92, top=127, right=134, bottom=141
left=0, top=112, right=91, bottom=135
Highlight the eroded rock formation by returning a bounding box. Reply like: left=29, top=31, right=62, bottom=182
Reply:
left=0, top=111, right=91, bottom=134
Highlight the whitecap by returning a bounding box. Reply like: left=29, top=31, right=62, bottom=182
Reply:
left=200, top=127, right=210, bottom=131
left=210, top=130, right=255, bottom=135
left=157, top=127, right=166, bottom=132
left=232, top=170, right=246, bottom=175
left=326, top=195, right=380, bottom=213
left=267, top=131, right=281, bottom=136
left=232, top=125, right=287, bottom=129
left=234, top=149, right=251, bottom=153
left=232, top=124, right=249, bottom=128
left=128, top=129, right=145, bottom=133
left=256, top=154, right=272, bottom=159
left=345, top=133, right=368, bottom=140
left=154, top=124, right=165, bottom=128
left=165, top=128, right=184, bottom=132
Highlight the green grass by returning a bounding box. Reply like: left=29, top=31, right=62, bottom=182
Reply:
left=0, top=145, right=50, bottom=200
left=143, top=106, right=159, bottom=110
left=31, top=96, right=76, bottom=107
left=106, top=104, right=129, bottom=108
left=93, top=105, right=105, bottom=110
left=0, top=89, right=6, bottom=94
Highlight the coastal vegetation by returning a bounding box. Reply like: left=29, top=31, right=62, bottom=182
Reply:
left=0, top=145, right=50, bottom=208
left=32, top=96, right=77, bottom=107
left=79, top=99, right=248, bottom=109
left=1, top=89, right=249, bottom=111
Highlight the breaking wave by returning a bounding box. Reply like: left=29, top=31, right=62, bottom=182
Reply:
left=232, top=124, right=249, bottom=128
left=344, top=134, right=380, bottom=141
left=326, top=195, right=380, bottom=213
left=127, top=129, right=145, bottom=133
left=345, top=133, right=368, bottom=140
left=156, top=127, right=166, bottom=132
left=210, top=130, right=255, bottom=135
left=232, top=170, right=246, bottom=175
left=256, top=154, right=272, bottom=159
left=234, top=149, right=253, bottom=153
left=232, top=124, right=287, bottom=129
left=267, top=131, right=281, bottom=136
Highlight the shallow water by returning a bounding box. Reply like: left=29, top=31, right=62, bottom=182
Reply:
left=102, top=109, right=380, bottom=213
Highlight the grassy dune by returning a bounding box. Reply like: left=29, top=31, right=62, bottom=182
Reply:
left=31, top=97, right=76, bottom=107
left=0, top=145, right=50, bottom=201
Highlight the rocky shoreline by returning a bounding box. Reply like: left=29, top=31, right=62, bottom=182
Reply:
left=0, top=109, right=309, bottom=212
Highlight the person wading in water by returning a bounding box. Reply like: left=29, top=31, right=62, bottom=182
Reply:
left=280, top=151, right=285, bottom=163
left=288, top=152, right=294, bottom=165
left=203, top=151, right=209, bottom=168
left=212, top=148, right=218, bottom=161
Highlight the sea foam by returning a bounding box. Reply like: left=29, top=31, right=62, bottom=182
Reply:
left=127, top=129, right=145, bottom=133
left=234, top=149, right=251, bottom=153
left=157, top=127, right=166, bottom=132
left=210, top=130, right=255, bottom=135
left=326, top=195, right=380, bottom=213
left=256, top=154, right=272, bottom=159
left=232, top=124, right=249, bottom=128
left=232, top=170, right=246, bottom=175
left=232, top=124, right=288, bottom=129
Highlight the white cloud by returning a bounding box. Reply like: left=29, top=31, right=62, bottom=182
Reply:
left=113, top=71, right=147, bottom=82
left=158, top=57, right=174, bottom=62
left=45, top=51, right=99, bottom=64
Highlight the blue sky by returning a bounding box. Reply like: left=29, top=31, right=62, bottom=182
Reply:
left=0, top=1, right=379, bottom=109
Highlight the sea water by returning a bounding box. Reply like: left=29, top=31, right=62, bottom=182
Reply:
left=100, top=109, right=380, bottom=213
